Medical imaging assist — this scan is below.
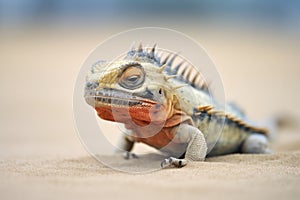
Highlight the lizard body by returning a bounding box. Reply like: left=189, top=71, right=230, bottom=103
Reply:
left=84, top=44, right=271, bottom=168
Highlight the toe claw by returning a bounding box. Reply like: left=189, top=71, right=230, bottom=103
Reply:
left=161, top=157, right=188, bottom=168
left=160, top=158, right=172, bottom=168
left=160, top=160, right=165, bottom=168
left=123, top=152, right=138, bottom=160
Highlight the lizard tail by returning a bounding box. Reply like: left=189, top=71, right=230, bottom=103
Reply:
left=265, top=113, right=298, bottom=141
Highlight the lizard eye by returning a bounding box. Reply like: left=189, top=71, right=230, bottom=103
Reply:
left=119, top=64, right=145, bottom=89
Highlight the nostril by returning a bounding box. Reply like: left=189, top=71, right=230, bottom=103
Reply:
left=86, top=81, right=98, bottom=89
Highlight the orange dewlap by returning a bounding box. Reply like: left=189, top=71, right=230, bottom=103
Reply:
left=95, top=104, right=160, bottom=124
left=94, top=104, right=186, bottom=149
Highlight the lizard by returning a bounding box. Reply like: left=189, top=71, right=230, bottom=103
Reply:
left=84, top=43, right=272, bottom=168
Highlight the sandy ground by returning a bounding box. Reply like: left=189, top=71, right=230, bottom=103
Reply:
left=0, top=26, right=300, bottom=199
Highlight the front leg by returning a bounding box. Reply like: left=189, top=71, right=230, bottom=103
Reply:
left=115, top=132, right=138, bottom=159
left=161, top=124, right=207, bottom=168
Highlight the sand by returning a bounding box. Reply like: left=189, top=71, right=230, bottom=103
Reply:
left=0, top=26, right=300, bottom=200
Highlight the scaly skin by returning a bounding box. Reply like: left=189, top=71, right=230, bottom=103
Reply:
left=84, top=44, right=271, bottom=168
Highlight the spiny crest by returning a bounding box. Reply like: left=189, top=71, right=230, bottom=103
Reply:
left=125, top=42, right=209, bottom=92
left=125, top=42, right=161, bottom=65
left=194, top=105, right=269, bottom=135
left=158, top=50, right=209, bottom=93
left=158, top=64, right=167, bottom=73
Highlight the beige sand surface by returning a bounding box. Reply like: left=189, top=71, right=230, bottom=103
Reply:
left=0, top=26, right=299, bottom=199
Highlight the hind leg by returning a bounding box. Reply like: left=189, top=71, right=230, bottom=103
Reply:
left=241, top=134, right=272, bottom=154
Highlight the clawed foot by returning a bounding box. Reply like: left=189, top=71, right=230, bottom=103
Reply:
left=161, top=157, right=188, bottom=168
left=123, top=151, right=138, bottom=160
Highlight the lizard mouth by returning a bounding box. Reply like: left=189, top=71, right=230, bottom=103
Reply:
left=85, top=88, right=158, bottom=108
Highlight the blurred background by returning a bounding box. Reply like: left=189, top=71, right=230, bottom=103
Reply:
left=1, top=0, right=300, bottom=155
left=1, top=0, right=300, bottom=199
left=0, top=0, right=300, bottom=30
left=1, top=0, right=299, bottom=156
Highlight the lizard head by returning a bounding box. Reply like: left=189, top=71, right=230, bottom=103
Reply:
left=84, top=44, right=183, bottom=126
